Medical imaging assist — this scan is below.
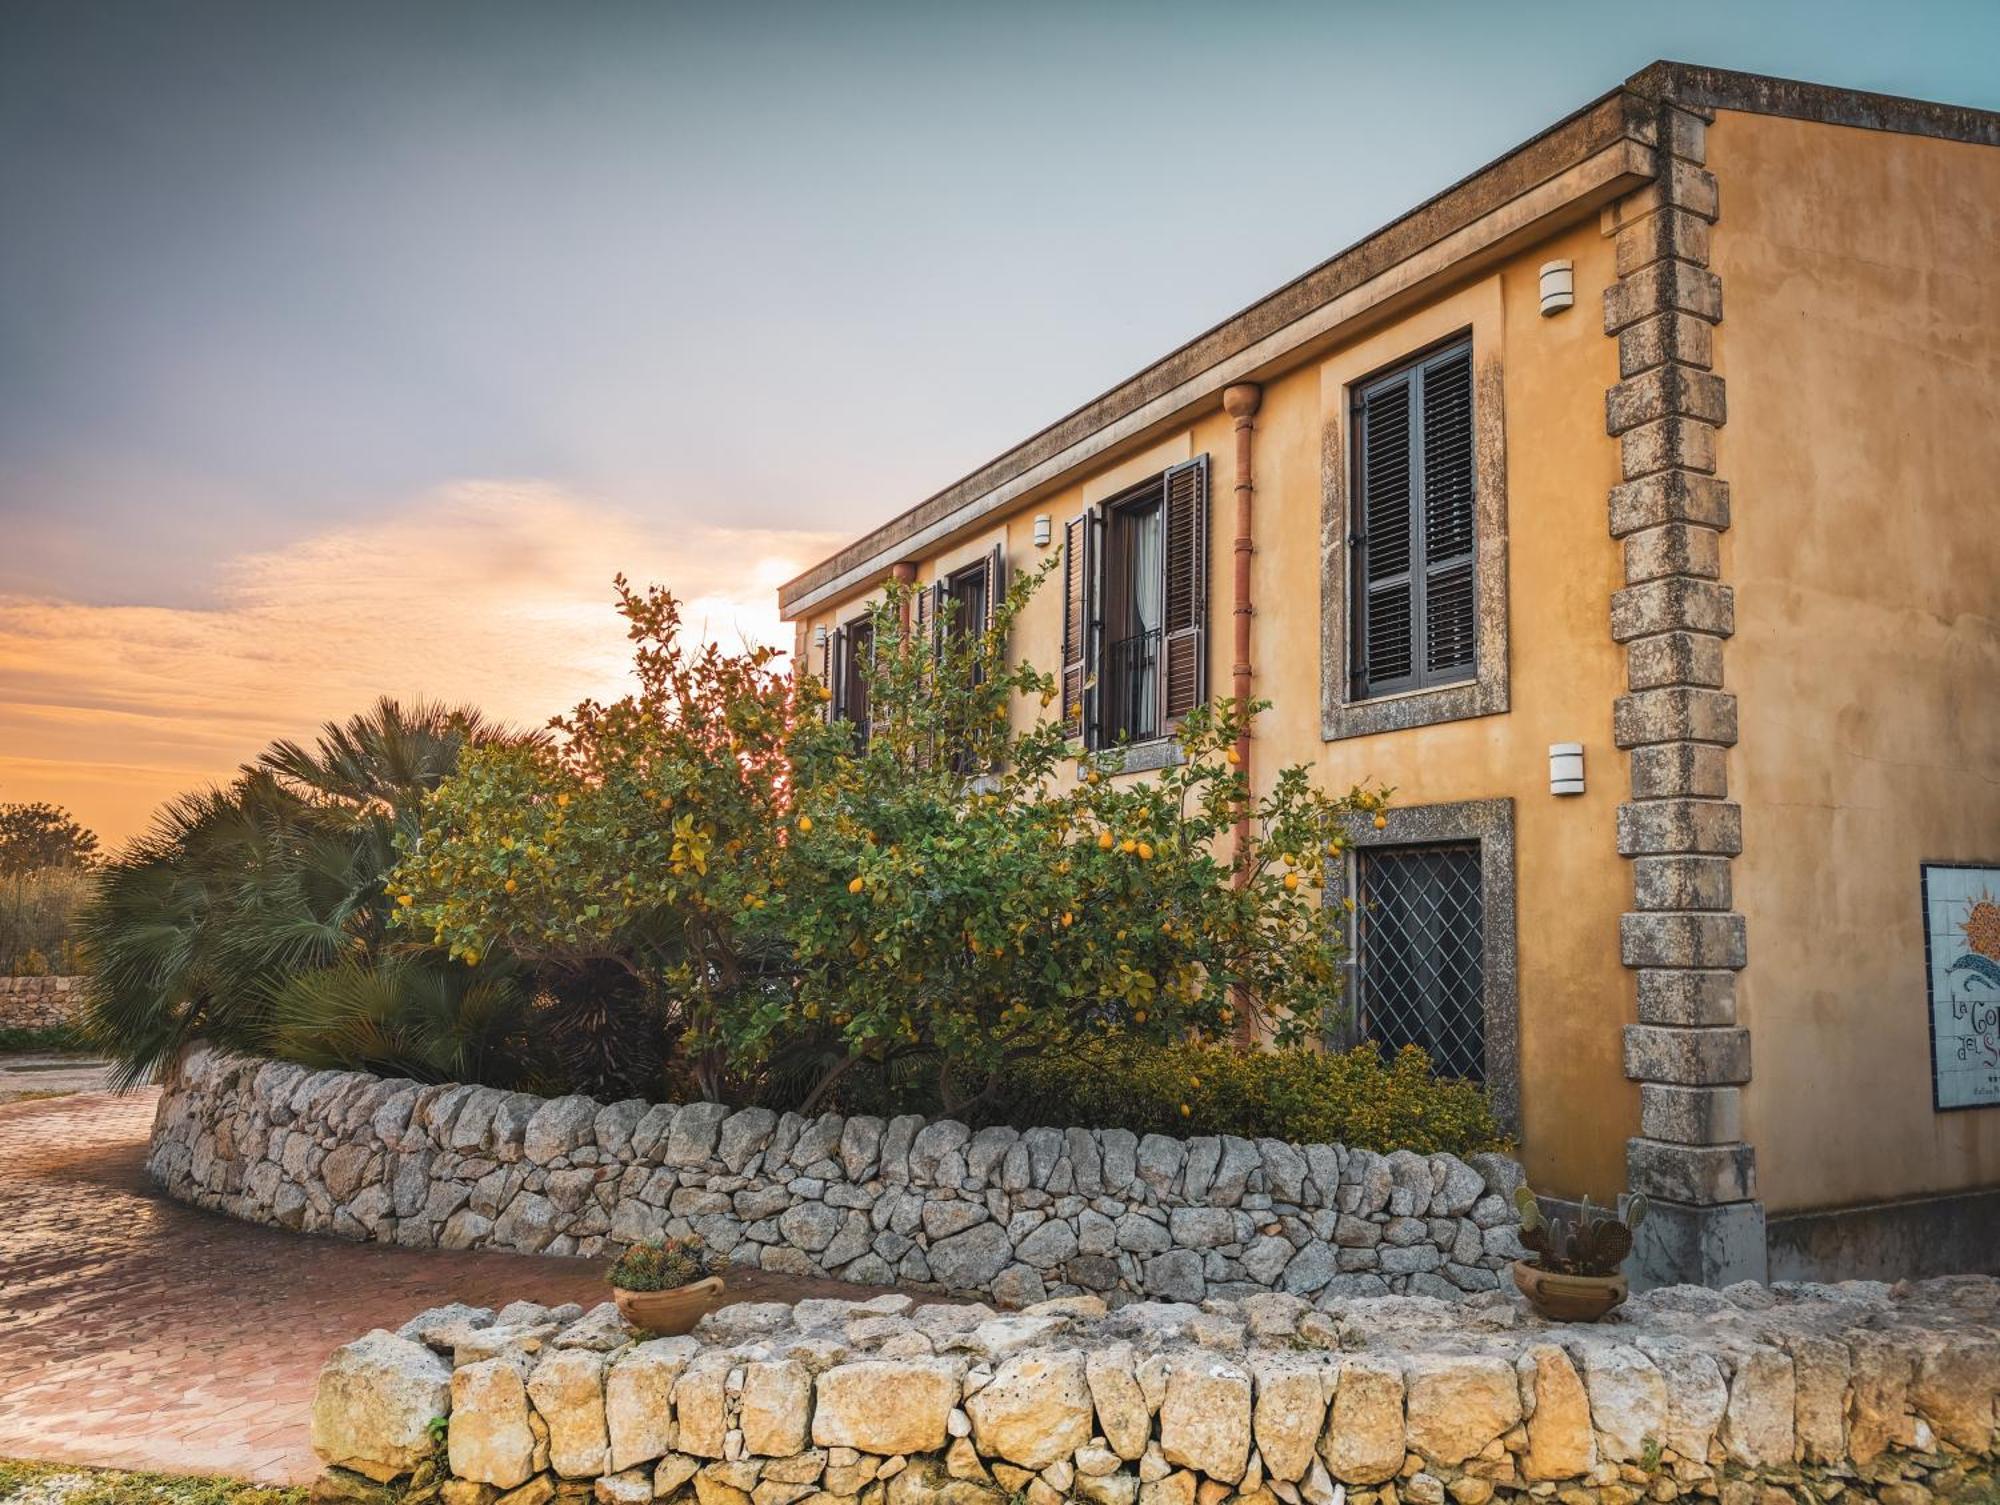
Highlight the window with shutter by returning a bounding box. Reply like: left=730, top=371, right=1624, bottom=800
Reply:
left=833, top=618, right=873, bottom=749
left=1071, top=456, right=1210, bottom=748
left=1352, top=341, right=1476, bottom=699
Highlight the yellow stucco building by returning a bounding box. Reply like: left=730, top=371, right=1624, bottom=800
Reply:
left=779, top=64, right=2000, bottom=1286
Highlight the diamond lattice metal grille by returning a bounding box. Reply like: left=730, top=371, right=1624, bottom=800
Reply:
left=1357, top=842, right=1485, bottom=1081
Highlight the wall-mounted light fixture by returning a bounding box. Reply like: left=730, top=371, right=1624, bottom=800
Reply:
left=1032, top=514, right=1053, bottom=548
left=1539, top=259, right=1575, bottom=317
left=1549, top=741, right=1585, bottom=795
left=813, top=625, right=828, bottom=647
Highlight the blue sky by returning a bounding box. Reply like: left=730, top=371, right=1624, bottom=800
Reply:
left=3, top=0, right=1998, bottom=842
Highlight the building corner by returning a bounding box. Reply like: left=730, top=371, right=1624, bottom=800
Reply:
left=1601, top=90, right=1766, bottom=1287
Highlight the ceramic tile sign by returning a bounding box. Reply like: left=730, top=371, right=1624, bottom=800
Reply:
left=1922, top=862, right=2000, bottom=1111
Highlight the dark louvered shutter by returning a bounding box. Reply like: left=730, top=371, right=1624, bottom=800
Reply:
left=829, top=626, right=850, bottom=722
left=1421, top=347, right=1476, bottom=680
left=1356, top=374, right=1416, bottom=696
left=1061, top=510, right=1100, bottom=745
left=819, top=630, right=835, bottom=723
left=984, top=541, right=1007, bottom=637
left=1353, top=340, right=1476, bottom=697
left=1161, top=456, right=1208, bottom=724
left=914, top=581, right=936, bottom=655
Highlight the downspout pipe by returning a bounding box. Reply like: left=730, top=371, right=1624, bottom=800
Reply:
left=1222, top=382, right=1262, bottom=868
left=1222, top=382, right=1262, bottom=1043
left=891, top=561, right=918, bottom=632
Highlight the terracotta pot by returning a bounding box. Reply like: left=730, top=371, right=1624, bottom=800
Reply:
left=1512, top=1259, right=1628, bottom=1323
left=612, top=1275, right=726, bottom=1335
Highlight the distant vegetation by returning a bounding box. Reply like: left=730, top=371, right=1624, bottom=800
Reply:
left=0, top=798, right=99, bottom=976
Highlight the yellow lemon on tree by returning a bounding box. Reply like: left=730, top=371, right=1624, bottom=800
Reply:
left=1137, top=841, right=1154, bottom=861
left=1226, top=747, right=1240, bottom=765
left=1373, top=813, right=1389, bottom=830
left=504, top=879, right=517, bottom=894
left=1284, top=872, right=1301, bottom=892
left=1097, top=830, right=1114, bottom=850
left=848, top=875, right=865, bottom=894
left=396, top=893, right=413, bottom=907
left=1061, top=911, right=1073, bottom=927
left=798, top=815, right=813, bottom=834
left=1121, top=837, right=1137, bottom=854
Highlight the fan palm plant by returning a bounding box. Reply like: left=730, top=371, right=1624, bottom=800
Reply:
left=79, top=699, right=538, bottom=1086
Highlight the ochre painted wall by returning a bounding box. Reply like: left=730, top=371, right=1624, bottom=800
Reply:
left=1709, top=110, right=2000, bottom=1216
left=796, top=218, right=1637, bottom=1200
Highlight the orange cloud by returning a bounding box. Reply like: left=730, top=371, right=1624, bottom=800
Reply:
left=0, top=482, right=841, bottom=851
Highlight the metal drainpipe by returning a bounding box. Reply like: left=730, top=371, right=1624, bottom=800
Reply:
left=1222, top=382, right=1262, bottom=1042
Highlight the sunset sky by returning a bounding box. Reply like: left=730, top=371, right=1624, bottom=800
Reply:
left=6, top=0, right=1998, bottom=851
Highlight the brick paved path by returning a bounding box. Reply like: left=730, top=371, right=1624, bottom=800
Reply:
left=0, top=1089, right=887, bottom=1486
left=0, top=1089, right=608, bottom=1482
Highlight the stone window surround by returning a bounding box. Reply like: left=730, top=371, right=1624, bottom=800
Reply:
left=1322, top=796, right=1521, bottom=1138
left=1320, top=278, right=1510, bottom=742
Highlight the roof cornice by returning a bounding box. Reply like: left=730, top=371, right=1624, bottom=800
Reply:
left=779, top=62, right=2000, bottom=619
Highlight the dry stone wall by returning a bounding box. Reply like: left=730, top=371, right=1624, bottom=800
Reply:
left=148, top=1045, right=1526, bottom=1307
left=311, top=1277, right=2000, bottom=1505
left=0, top=974, right=84, bottom=1030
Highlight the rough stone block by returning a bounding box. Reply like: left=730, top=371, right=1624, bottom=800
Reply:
left=1635, top=968, right=1736, bottom=1025
left=1623, top=522, right=1722, bottom=585
left=1661, top=107, right=1709, bottom=164
left=1615, top=206, right=1713, bottom=277
left=1640, top=1084, right=1742, bottom=1145
left=1626, top=631, right=1726, bottom=691
left=1621, top=415, right=1717, bottom=480
left=1616, top=798, right=1741, bottom=856
left=1632, top=854, right=1732, bottom=911
left=1606, top=364, right=1727, bottom=435
left=1603, top=258, right=1722, bottom=334
left=1627, top=1138, right=1757, bottom=1205
left=1630, top=1196, right=1766, bottom=1289
left=1610, top=161, right=1720, bottom=227
left=1620, top=910, right=1745, bottom=968
left=1618, top=311, right=1715, bottom=380
left=1317, top=1355, right=1404, bottom=1485
left=1623, top=1024, right=1752, bottom=1086
left=1608, top=469, right=1729, bottom=537
left=1614, top=687, right=1738, bottom=748
left=1610, top=576, right=1733, bottom=641
left=1628, top=742, right=1730, bottom=800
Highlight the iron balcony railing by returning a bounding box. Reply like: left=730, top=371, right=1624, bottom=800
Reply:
left=1104, top=628, right=1162, bottom=745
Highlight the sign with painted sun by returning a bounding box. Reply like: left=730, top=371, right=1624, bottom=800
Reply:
left=1922, top=863, right=2000, bottom=1111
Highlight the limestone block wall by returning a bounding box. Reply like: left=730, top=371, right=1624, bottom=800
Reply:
left=0, top=974, right=84, bottom=1031
left=147, top=1046, right=1526, bottom=1308
left=310, top=1279, right=2000, bottom=1505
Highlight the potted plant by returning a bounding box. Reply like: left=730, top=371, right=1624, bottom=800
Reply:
left=1510, top=1186, right=1648, bottom=1322
left=607, top=1235, right=725, bottom=1335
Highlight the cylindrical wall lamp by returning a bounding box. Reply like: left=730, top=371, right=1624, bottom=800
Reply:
left=1032, top=514, right=1053, bottom=548
left=1549, top=741, right=1585, bottom=795
left=1539, top=259, right=1575, bottom=317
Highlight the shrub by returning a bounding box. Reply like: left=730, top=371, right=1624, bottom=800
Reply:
left=80, top=698, right=536, bottom=1086
left=608, top=1235, right=712, bottom=1291
left=0, top=865, right=94, bottom=976
left=988, top=1037, right=1507, bottom=1156
left=398, top=569, right=1392, bottom=1119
